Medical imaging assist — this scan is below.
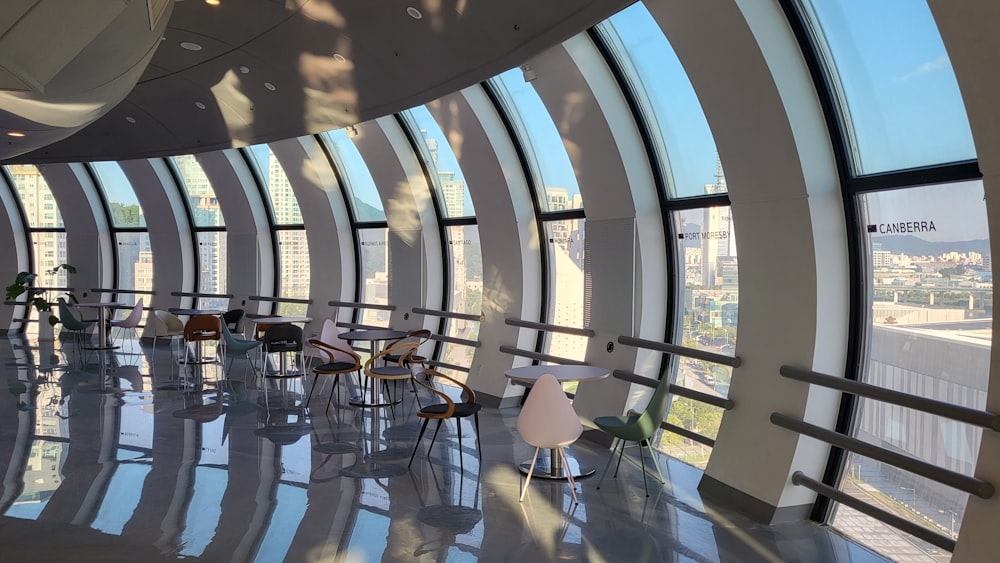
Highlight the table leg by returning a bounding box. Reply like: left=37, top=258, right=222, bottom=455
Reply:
left=519, top=447, right=596, bottom=480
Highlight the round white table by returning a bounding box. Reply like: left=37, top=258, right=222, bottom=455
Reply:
left=76, top=302, right=122, bottom=350
left=505, top=364, right=610, bottom=480
left=339, top=329, right=408, bottom=407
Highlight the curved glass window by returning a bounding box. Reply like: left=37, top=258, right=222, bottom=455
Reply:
left=492, top=69, right=583, bottom=212
left=246, top=146, right=310, bottom=314
left=401, top=106, right=476, bottom=218
left=598, top=3, right=725, bottom=198
left=173, top=155, right=228, bottom=310
left=544, top=219, right=588, bottom=362
left=6, top=165, right=70, bottom=328
left=439, top=225, right=482, bottom=372
left=92, top=162, right=152, bottom=323
left=831, top=180, right=989, bottom=558
left=321, top=129, right=386, bottom=222
left=795, top=0, right=975, bottom=174
left=358, top=227, right=389, bottom=326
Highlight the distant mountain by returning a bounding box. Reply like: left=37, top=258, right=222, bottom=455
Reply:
left=353, top=199, right=384, bottom=222
left=872, top=235, right=990, bottom=257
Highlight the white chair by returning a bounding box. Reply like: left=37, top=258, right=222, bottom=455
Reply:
left=152, top=310, right=185, bottom=363
left=516, top=373, right=584, bottom=504
left=305, top=318, right=341, bottom=373
left=111, top=298, right=143, bottom=353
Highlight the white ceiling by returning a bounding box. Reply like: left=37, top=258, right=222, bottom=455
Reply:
left=2, top=0, right=630, bottom=164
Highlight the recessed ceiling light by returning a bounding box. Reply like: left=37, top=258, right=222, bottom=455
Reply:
left=238, top=65, right=250, bottom=74
left=264, top=82, right=276, bottom=91
left=333, top=54, right=347, bottom=63
left=195, top=101, right=206, bottom=110
left=205, top=0, right=220, bottom=5
left=406, top=6, right=422, bottom=19
left=180, top=41, right=202, bottom=51
left=125, top=116, right=136, bottom=124
left=7, top=131, right=25, bottom=138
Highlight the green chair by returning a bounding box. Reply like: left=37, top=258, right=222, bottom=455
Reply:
left=57, top=298, right=94, bottom=349
left=594, top=374, right=672, bottom=497
left=220, top=320, right=262, bottom=381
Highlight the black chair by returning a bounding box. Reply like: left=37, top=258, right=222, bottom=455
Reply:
left=260, top=324, right=305, bottom=408
left=223, top=308, right=245, bottom=334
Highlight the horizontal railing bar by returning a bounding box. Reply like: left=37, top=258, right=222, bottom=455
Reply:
left=171, top=291, right=235, bottom=299
left=249, top=296, right=313, bottom=304
left=498, top=345, right=588, bottom=366
left=613, top=369, right=734, bottom=410
left=780, top=365, right=1000, bottom=431
left=329, top=300, right=396, bottom=311
left=429, top=334, right=480, bottom=348
left=336, top=322, right=385, bottom=331
left=661, top=422, right=715, bottom=447
left=31, top=286, right=74, bottom=292
left=505, top=318, right=595, bottom=337
left=426, top=360, right=471, bottom=373
left=791, top=471, right=955, bottom=552
left=618, top=335, right=741, bottom=368
left=91, top=288, right=155, bottom=295
left=412, top=307, right=482, bottom=322
left=771, top=413, right=994, bottom=499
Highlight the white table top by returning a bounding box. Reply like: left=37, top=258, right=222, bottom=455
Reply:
left=504, top=364, right=610, bottom=383
left=250, top=316, right=312, bottom=324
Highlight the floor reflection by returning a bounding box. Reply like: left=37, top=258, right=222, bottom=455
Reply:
left=0, top=334, right=888, bottom=562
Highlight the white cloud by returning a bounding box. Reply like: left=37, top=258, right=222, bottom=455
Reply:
left=894, top=54, right=951, bottom=82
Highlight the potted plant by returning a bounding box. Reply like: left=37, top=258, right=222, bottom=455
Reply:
left=5, top=264, right=77, bottom=328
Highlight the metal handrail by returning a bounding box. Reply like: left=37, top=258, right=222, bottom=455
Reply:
left=771, top=413, right=994, bottom=499
left=171, top=291, right=234, bottom=299
left=613, top=369, right=734, bottom=410
left=498, top=345, right=588, bottom=366
left=426, top=360, right=471, bottom=373
left=780, top=365, right=1000, bottom=431
left=329, top=300, right=396, bottom=311
left=505, top=318, right=595, bottom=337
left=429, top=334, right=480, bottom=348
left=91, top=288, right=155, bottom=295
left=336, top=322, right=385, bottom=331
left=791, top=471, right=955, bottom=552
left=618, top=335, right=741, bottom=368
left=250, top=296, right=313, bottom=305
left=661, top=422, right=715, bottom=447
left=412, top=307, right=482, bottom=322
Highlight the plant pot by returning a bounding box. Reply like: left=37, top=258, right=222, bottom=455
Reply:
left=37, top=311, right=55, bottom=341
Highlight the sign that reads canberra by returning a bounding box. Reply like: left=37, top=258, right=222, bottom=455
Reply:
left=866, top=221, right=936, bottom=235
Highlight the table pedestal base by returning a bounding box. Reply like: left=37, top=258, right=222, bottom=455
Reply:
left=519, top=449, right=595, bottom=480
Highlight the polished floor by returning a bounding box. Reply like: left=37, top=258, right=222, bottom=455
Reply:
left=0, top=334, right=888, bottom=562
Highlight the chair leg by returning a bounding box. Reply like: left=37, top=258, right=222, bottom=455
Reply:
left=408, top=418, right=431, bottom=468
left=520, top=447, right=541, bottom=502
left=305, top=373, right=319, bottom=407
left=410, top=377, right=422, bottom=408
left=473, top=413, right=482, bottom=459
left=456, top=418, right=464, bottom=474
left=597, top=439, right=623, bottom=490
left=637, top=440, right=650, bottom=497
left=558, top=447, right=578, bottom=504
left=427, top=419, right=444, bottom=458
left=613, top=439, right=628, bottom=478
left=645, top=439, right=665, bottom=484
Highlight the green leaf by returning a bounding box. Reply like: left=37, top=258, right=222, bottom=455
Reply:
left=48, top=314, right=60, bottom=326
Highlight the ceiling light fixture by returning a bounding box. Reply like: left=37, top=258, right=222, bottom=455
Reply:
left=195, top=101, right=207, bottom=110
left=125, top=116, right=137, bottom=124
left=180, top=41, right=203, bottom=51
left=333, top=54, right=347, bottom=63
left=264, top=82, right=276, bottom=91
left=205, top=0, right=221, bottom=5
left=239, top=65, right=250, bottom=74
left=406, top=6, right=423, bottom=19
left=7, top=131, right=25, bottom=138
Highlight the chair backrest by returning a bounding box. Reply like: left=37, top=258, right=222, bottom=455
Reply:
left=415, top=366, right=477, bottom=405
left=154, top=310, right=184, bottom=335
left=309, top=338, right=360, bottom=366
left=262, top=324, right=303, bottom=352
left=634, top=373, right=673, bottom=440
left=369, top=340, right=419, bottom=368
left=117, top=298, right=144, bottom=328
left=184, top=314, right=222, bottom=341
left=319, top=318, right=340, bottom=344
left=57, top=299, right=89, bottom=330
left=516, top=373, right=582, bottom=449
left=223, top=308, right=245, bottom=332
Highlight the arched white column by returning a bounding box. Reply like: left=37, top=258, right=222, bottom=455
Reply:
left=926, top=2, right=1000, bottom=559
left=518, top=34, right=664, bottom=422
left=646, top=0, right=846, bottom=522
left=269, top=136, right=356, bottom=337
left=0, top=172, right=30, bottom=332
